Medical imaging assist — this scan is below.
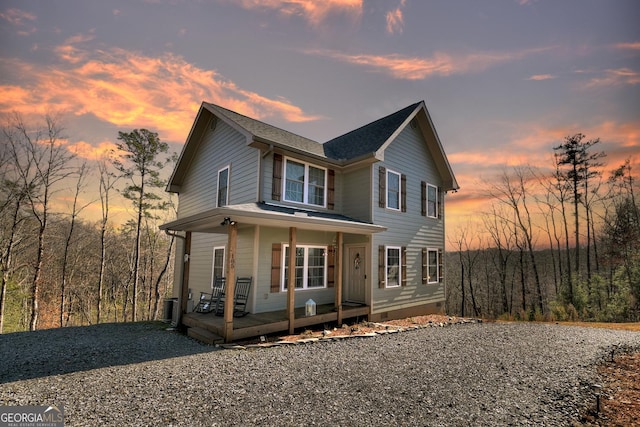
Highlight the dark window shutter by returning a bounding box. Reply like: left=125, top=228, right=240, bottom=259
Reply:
left=401, top=174, right=407, bottom=213
left=438, top=248, right=444, bottom=283
left=327, top=245, right=335, bottom=288
left=270, top=243, right=281, bottom=292
left=327, top=169, right=335, bottom=210
left=378, top=166, right=386, bottom=208
left=272, top=153, right=283, bottom=201
left=378, top=245, right=385, bottom=288
left=438, top=189, right=443, bottom=219
left=422, top=247, right=427, bottom=285
left=401, top=246, right=407, bottom=286
left=421, top=181, right=426, bottom=216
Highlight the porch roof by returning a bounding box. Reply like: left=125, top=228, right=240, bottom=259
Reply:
left=160, top=202, right=386, bottom=234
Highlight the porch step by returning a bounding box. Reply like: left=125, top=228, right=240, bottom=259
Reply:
left=187, top=326, right=224, bottom=345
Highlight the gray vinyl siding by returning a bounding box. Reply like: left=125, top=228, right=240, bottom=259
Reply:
left=188, top=233, right=218, bottom=293
left=341, top=167, right=371, bottom=222
left=371, top=124, right=446, bottom=314
left=187, top=228, right=256, bottom=307
left=177, top=119, right=258, bottom=218
left=254, top=226, right=337, bottom=313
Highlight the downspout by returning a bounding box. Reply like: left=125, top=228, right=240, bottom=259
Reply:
left=164, top=229, right=187, bottom=326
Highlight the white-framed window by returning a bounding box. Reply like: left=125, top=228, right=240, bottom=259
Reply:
left=283, top=158, right=326, bottom=207
left=427, top=248, right=439, bottom=284
left=211, top=246, right=225, bottom=286
left=427, top=184, right=438, bottom=218
left=217, top=165, right=230, bottom=207
left=281, top=244, right=327, bottom=291
left=386, top=246, right=401, bottom=288
left=387, top=169, right=401, bottom=211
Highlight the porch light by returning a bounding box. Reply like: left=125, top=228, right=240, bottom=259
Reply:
left=221, top=217, right=236, bottom=226
left=305, top=299, right=316, bottom=317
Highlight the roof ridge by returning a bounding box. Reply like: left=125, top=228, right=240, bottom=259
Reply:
left=203, top=102, right=321, bottom=144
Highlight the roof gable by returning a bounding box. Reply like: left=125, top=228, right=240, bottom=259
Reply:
left=323, top=102, right=421, bottom=161
left=323, top=101, right=458, bottom=191
left=168, top=100, right=458, bottom=192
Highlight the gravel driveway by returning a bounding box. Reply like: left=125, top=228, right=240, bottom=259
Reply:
left=2, top=321, right=639, bottom=426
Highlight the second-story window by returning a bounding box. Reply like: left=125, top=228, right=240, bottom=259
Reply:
left=387, top=169, right=401, bottom=211
left=217, top=165, right=229, bottom=207
left=284, top=158, right=326, bottom=207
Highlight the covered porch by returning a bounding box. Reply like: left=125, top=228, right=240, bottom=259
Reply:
left=182, top=302, right=370, bottom=343
left=160, top=202, right=385, bottom=343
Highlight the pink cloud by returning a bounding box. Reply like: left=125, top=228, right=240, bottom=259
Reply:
left=67, top=140, right=119, bottom=160
left=233, top=0, right=362, bottom=28
left=306, top=46, right=555, bottom=80
left=0, top=8, right=36, bottom=25
left=527, top=74, right=556, bottom=81
left=386, top=0, right=406, bottom=35
left=613, top=41, right=640, bottom=50
left=0, top=7, right=37, bottom=35
left=584, top=68, right=640, bottom=88
left=0, top=43, right=322, bottom=145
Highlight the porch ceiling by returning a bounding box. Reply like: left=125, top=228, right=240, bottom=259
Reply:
left=160, top=202, right=386, bottom=234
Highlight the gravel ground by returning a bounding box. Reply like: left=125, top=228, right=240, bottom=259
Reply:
left=2, top=321, right=639, bottom=426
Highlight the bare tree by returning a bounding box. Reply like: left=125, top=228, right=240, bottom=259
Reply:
left=488, top=167, right=544, bottom=313
left=449, top=226, right=481, bottom=317
left=59, top=163, right=91, bottom=327
left=96, top=159, right=118, bottom=324
left=482, top=204, right=516, bottom=315
left=0, top=136, right=27, bottom=333
left=3, top=113, right=76, bottom=330
left=537, top=177, right=565, bottom=297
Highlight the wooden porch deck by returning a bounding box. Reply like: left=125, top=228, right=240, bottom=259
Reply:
left=182, top=303, right=370, bottom=342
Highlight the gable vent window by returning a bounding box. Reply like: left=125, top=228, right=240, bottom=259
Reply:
left=283, top=157, right=326, bottom=207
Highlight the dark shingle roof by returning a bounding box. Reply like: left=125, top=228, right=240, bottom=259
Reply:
left=322, top=102, right=421, bottom=161
left=204, top=102, right=325, bottom=157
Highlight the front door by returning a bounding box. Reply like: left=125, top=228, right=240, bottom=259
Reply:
left=345, top=246, right=366, bottom=303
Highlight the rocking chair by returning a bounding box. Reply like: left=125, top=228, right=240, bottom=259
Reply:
left=214, top=277, right=252, bottom=317
left=193, top=277, right=225, bottom=313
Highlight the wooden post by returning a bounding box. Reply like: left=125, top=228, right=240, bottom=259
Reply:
left=336, top=232, right=343, bottom=325
left=180, top=232, right=192, bottom=317
left=223, top=222, right=237, bottom=342
left=287, top=227, right=296, bottom=334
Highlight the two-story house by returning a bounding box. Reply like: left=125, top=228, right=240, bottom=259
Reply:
left=160, top=101, right=458, bottom=342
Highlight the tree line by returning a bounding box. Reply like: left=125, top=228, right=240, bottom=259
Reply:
left=2, top=115, right=637, bottom=333
left=0, top=113, right=176, bottom=333
left=446, top=134, right=639, bottom=322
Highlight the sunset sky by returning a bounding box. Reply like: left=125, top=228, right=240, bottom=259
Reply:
left=1, top=0, right=639, bottom=238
